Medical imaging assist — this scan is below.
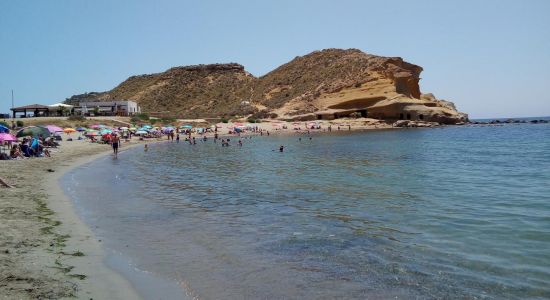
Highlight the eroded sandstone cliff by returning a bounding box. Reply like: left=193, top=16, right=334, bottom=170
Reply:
left=64, top=49, right=468, bottom=123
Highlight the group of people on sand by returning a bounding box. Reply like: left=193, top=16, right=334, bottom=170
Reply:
left=0, top=136, right=54, bottom=160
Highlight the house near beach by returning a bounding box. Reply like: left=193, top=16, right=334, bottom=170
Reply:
left=73, top=100, right=141, bottom=116
left=10, top=100, right=141, bottom=118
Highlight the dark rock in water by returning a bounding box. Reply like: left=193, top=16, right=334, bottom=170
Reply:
left=530, top=120, right=539, bottom=123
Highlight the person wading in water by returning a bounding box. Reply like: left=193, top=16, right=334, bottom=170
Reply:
left=111, top=133, right=120, bottom=158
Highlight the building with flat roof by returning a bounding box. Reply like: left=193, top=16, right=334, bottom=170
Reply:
left=10, top=104, right=51, bottom=118
left=74, top=100, right=140, bottom=116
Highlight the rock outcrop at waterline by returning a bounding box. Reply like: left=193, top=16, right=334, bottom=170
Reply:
left=64, top=49, right=468, bottom=124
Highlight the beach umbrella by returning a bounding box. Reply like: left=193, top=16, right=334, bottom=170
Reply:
left=135, top=130, right=148, bottom=135
left=129, top=127, right=137, bottom=131
left=99, top=129, right=112, bottom=135
left=142, top=125, right=153, bottom=129
left=181, top=124, right=193, bottom=129
left=0, top=133, right=17, bottom=142
left=45, top=125, right=64, bottom=133
left=76, top=127, right=87, bottom=132
left=63, top=128, right=77, bottom=133
left=90, top=124, right=101, bottom=129
left=119, top=126, right=129, bottom=130
left=0, top=124, right=10, bottom=133
left=84, top=130, right=99, bottom=136
left=16, top=126, right=51, bottom=138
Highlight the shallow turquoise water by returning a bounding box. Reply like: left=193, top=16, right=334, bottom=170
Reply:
left=63, top=123, right=550, bottom=299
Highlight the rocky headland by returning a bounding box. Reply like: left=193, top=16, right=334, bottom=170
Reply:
left=65, top=49, right=468, bottom=124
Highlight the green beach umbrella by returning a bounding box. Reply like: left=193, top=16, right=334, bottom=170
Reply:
left=16, top=126, right=51, bottom=138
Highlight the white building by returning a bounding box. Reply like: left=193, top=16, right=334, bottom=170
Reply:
left=74, top=100, right=141, bottom=116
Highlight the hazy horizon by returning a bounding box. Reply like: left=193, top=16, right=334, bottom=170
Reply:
left=1, top=0, right=549, bottom=119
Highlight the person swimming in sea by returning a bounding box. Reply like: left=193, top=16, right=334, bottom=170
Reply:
left=144, top=144, right=148, bottom=152
left=279, top=145, right=284, bottom=152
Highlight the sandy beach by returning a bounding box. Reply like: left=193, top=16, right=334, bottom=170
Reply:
left=0, top=138, right=150, bottom=299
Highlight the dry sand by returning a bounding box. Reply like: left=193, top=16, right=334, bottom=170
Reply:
left=0, top=138, right=151, bottom=299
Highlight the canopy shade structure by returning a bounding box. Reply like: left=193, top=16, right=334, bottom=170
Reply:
left=10, top=104, right=51, bottom=118
left=48, top=103, right=74, bottom=109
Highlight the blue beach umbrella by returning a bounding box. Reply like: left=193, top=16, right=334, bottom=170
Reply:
left=0, top=124, right=10, bottom=133
left=181, top=125, right=193, bottom=129
left=76, top=127, right=87, bottom=132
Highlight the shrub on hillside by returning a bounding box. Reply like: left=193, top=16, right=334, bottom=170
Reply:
left=68, top=115, right=86, bottom=121
left=221, top=117, right=229, bottom=123
left=349, top=112, right=362, bottom=118
left=137, top=113, right=150, bottom=120
left=251, top=110, right=277, bottom=120
left=161, top=117, right=176, bottom=124
left=16, top=120, right=24, bottom=127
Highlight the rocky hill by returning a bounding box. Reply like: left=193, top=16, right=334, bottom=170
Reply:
left=65, top=49, right=468, bottom=123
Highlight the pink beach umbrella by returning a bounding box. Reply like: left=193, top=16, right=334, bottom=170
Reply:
left=0, top=133, right=17, bottom=142
left=45, top=125, right=64, bottom=133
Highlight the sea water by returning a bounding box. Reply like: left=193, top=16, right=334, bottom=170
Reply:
left=62, top=122, right=550, bottom=299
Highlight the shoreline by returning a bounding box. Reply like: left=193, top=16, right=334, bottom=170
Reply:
left=0, top=138, right=163, bottom=299
left=46, top=141, right=148, bottom=299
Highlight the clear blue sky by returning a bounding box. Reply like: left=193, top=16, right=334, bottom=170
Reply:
left=1, top=0, right=549, bottom=119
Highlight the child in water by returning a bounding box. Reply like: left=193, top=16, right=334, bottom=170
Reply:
left=144, top=144, right=148, bottom=152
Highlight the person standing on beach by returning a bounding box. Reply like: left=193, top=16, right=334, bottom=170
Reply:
left=111, top=133, right=120, bottom=158
left=176, top=133, right=180, bottom=143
